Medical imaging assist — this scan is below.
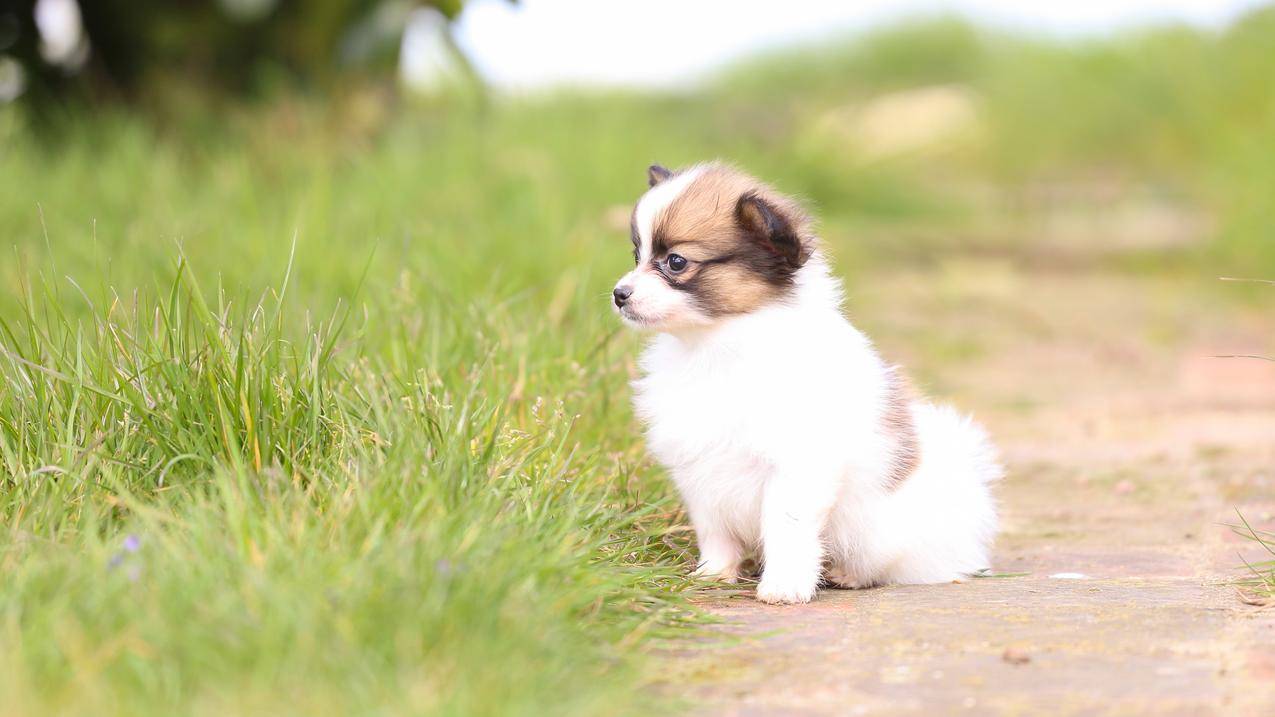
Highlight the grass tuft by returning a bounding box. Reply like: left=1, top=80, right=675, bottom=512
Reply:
left=1232, top=513, right=1275, bottom=607
left=0, top=251, right=699, bottom=715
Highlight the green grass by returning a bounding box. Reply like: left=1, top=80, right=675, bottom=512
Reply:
left=0, top=247, right=701, bottom=715
left=1233, top=514, right=1275, bottom=605
left=4, top=11, right=1275, bottom=715
left=0, top=102, right=715, bottom=715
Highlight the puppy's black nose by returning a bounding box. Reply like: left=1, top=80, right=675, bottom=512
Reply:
left=613, top=285, right=633, bottom=307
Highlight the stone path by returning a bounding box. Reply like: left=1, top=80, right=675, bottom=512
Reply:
left=672, top=269, right=1275, bottom=716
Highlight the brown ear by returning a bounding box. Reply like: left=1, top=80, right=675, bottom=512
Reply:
left=647, top=164, right=672, bottom=187
left=735, top=192, right=808, bottom=268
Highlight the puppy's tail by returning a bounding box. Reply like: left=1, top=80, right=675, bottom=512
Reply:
left=876, top=401, right=1002, bottom=583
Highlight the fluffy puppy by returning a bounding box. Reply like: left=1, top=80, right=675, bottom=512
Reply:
left=612, top=162, right=1001, bottom=604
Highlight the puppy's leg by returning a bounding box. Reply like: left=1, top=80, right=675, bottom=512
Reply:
left=756, top=468, right=836, bottom=605
left=689, top=509, right=743, bottom=582
left=823, top=500, right=892, bottom=589
left=825, top=561, right=879, bottom=590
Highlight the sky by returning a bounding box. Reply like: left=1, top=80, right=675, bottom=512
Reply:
left=446, top=0, right=1269, bottom=90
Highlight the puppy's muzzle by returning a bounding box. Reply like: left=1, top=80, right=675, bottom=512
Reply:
left=613, top=285, right=634, bottom=308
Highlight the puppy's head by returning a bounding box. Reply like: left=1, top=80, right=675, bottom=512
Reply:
left=611, top=162, right=814, bottom=332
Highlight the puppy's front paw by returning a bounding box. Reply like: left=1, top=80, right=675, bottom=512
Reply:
left=756, top=574, right=817, bottom=605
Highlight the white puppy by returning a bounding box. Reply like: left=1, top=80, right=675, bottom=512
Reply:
left=612, top=162, right=1001, bottom=604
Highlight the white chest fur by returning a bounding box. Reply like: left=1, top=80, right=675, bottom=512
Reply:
left=631, top=288, right=895, bottom=543
left=633, top=331, right=779, bottom=542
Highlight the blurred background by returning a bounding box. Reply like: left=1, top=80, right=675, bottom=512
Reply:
left=4, top=0, right=1275, bottom=400
left=4, top=0, right=1275, bottom=291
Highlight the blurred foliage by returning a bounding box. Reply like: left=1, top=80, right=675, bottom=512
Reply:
left=715, top=9, right=1275, bottom=271
left=2, top=0, right=488, bottom=113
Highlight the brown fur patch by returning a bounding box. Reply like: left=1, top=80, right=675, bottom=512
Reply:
left=644, top=163, right=815, bottom=317
left=882, top=368, right=920, bottom=490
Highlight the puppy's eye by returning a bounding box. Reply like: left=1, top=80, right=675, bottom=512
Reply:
left=667, top=253, right=688, bottom=273
left=632, top=248, right=639, bottom=265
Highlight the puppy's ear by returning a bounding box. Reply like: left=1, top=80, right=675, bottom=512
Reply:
left=647, top=164, right=672, bottom=187
left=735, top=191, right=809, bottom=268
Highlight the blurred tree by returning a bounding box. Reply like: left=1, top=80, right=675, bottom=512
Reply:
left=0, top=0, right=497, bottom=110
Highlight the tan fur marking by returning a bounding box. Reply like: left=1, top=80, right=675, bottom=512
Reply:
left=883, top=368, right=920, bottom=490
left=647, top=163, right=814, bottom=316
left=658, top=167, right=754, bottom=254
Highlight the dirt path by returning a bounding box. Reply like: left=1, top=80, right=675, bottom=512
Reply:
left=671, top=269, right=1275, bottom=716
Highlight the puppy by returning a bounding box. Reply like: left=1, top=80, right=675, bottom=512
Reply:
left=612, top=162, right=1001, bottom=604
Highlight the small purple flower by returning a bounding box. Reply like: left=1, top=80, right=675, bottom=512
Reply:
left=108, top=534, right=143, bottom=573
left=435, top=559, right=453, bottom=576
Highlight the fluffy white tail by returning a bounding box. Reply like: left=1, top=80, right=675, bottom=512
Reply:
left=873, top=402, right=1002, bottom=584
